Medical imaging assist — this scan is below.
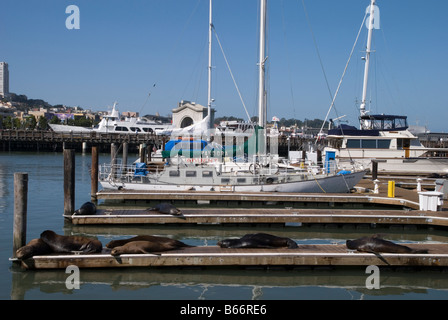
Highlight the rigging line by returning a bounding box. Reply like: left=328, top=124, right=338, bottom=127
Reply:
left=138, top=91, right=152, bottom=116
left=212, top=26, right=251, bottom=122
left=315, top=10, right=368, bottom=144
left=143, top=0, right=203, bottom=111
left=300, top=0, right=333, bottom=102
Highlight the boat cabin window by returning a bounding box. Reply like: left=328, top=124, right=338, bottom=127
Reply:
left=169, top=171, right=180, bottom=177
left=377, top=140, right=391, bottom=148
left=327, top=138, right=343, bottom=149
left=143, top=128, right=153, bottom=133
left=115, top=126, right=129, bottom=132
left=130, top=127, right=141, bottom=132
left=410, top=139, right=423, bottom=147
left=346, top=139, right=361, bottom=148
left=186, top=171, right=197, bottom=177
left=347, top=139, right=391, bottom=149
left=361, top=140, right=377, bottom=149
left=397, top=139, right=411, bottom=149
left=221, top=178, right=230, bottom=184
left=237, top=178, right=246, bottom=183
left=202, top=171, right=213, bottom=177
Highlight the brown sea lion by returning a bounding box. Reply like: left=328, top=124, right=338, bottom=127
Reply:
left=346, top=235, right=428, bottom=254
left=73, top=201, right=97, bottom=215
left=218, top=233, right=298, bottom=249
left=110, top=240, right=189, bottom=256
left=147, top=203, right=183, bottom=216
left=16, top=238, right=53, bottom=259
left=106, top=235, right=192, bottom=249
left=40, top=230, right=102, bottom=254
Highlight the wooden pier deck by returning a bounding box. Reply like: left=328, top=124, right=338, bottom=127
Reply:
left=66, top=178, right=448, bottom=226
left=95, top=189, right=420, bottom=209
left=65, top=207, right=448, bottom=227
left=15, top=243, right=448, bottom=270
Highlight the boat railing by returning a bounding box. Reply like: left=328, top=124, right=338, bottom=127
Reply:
left=99, top=162, right=164, bottom=185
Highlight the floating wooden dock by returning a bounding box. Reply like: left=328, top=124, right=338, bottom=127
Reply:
left=64, top=207, right=448, bottom=227
left=64, top=178, right=448, bottom=226
left=11, top=158, right=448, bottom=271
left=14, top=243, right=448, bottom=270
left=95, top=189, right=420, bottom=209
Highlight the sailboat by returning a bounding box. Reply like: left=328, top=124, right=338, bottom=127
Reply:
left=98, top=0, right=366, bottom=192
left=324, top=0, right=448, bottom=176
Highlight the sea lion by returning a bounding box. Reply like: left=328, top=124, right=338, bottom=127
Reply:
left=110, top=240, right=190, bottom=256
left=147, top=203, right=183, bottom=216
left=40, top=230, right=103, bottom=254
left=218, top=233, right=298, bottom=249
left=106, top=235, right=192, bottom=249
left=74, top=201, right=97, bottom=215
left=16, top=238, right=53, bottom=260
left=346, top=235, right=428, bottom=254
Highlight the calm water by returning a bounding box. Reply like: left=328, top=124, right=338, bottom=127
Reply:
left=2, top=151, right=448, bottom=300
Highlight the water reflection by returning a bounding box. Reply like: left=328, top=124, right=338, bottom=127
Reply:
left=0, top=161, right=9, bottom=216
left=11, top=265, right=448, bottom=300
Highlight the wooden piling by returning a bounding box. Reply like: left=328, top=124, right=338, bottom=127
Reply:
left=372, top=160, right=378, bottom=180
left=91, top=146, right=98, bottom=202
left=122, top=142, right=128, bottom=168
left=139, top=143, right=146, bottom=163
left=13, top=173, right=28, bottom=258
left=146, top=144, right=152, bottom=162
left=111, top=143, right=117, bottom=179
left=64, top=149, right=75, bottom=216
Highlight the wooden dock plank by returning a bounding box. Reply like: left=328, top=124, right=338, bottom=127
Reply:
left=95, top=189, right=421, bottom=209
left=65, top=207, right=448, bottom=227
left=17, top=244, right=448, bottom=269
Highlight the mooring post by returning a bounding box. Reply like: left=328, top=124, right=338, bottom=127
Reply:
left=372, top=160, right=378, bottom=181
left=111, top=143, right=117, bottom=179
left=91, top=146, right=98, bottom=202
left=139, top=143, right=146, bottom=163
left=146, top=144, right=152, bottom=163
left=64, top=149, right=75, bottom=216
left=122, top=142, right=128, bottom=168
left=13, top=172, right=28, bottom=258
left=316, top=149, right=322, bottom=167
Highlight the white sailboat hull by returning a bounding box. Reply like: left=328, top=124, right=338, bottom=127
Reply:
left=99, top=165, right=366, bottom=193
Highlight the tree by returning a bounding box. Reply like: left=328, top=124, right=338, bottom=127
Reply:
left=37, top=116, right=49, bottom=130
left=23, top=115, right=36, bottom=129
left=50, top=116, right=61, bottom=124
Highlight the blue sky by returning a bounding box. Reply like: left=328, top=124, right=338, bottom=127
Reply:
left=1, top=0, right=447, bottom=131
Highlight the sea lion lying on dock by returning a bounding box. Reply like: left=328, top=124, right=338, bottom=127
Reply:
left=111, top=240, right=187, bottom=256
left=16, top=238, right=53, bottom=260
left=107, top=235, right=193, bottom=256
left=40, top=230, right=103, bottom=254
left=218, top=233, right=298, bottom=249
left=346, top=235, right=428, bottom=254
left=146, top=203, right=184, bottom=218
left=106, top=235, right=192, bottom=249
left=73, top=201, right=97, bottom=215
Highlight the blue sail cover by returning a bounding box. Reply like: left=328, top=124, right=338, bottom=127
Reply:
left=134, top=162, right=148, bottom=176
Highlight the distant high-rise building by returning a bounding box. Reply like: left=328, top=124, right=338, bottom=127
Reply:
left=0, top=62, right=9, bottom=98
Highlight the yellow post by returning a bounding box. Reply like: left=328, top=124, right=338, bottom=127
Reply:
left=388, top=180, right=395, bottom=198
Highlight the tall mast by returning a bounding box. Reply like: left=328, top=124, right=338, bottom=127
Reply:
left=360, top=0, right=376, bottom=123
left=207, top=0, right=213, bottom=130
left=258, top=0, right=267, bottom=155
